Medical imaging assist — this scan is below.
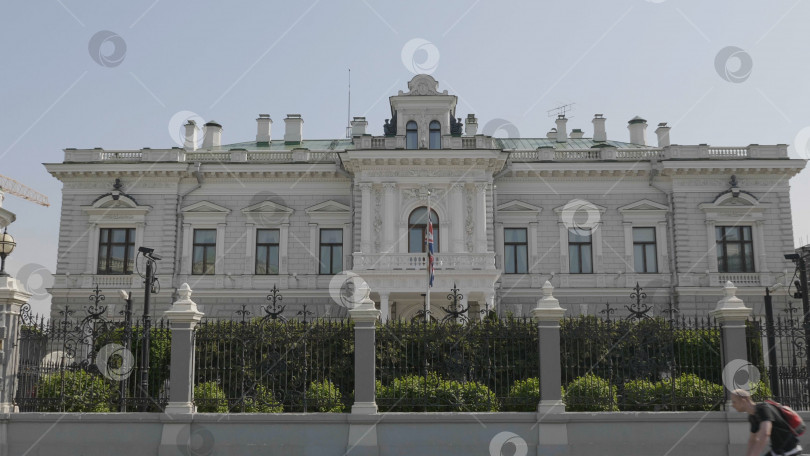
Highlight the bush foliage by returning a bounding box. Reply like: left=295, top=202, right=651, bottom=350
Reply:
left=36, top=370, right=115, bottom=412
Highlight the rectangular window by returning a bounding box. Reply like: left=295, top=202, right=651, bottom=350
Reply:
left=504, top=228, right=528, bottom=274
left=633, top=227, right=658, bottom=273
left=319, top=229, right=343, bottom=275
left=716, top=226, right=754, bottom=273
left=97, top=228, right=135, bottom=274
left=255, top=229, right=280, bottom=275
left=192, top=229, right=217, bottom=275
left=568, top=229, right=593, bottom=274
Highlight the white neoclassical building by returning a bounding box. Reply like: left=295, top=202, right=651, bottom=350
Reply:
left=44, top=75, right=806, bottom=320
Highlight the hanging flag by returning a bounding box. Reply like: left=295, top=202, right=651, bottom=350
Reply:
left=427, top=213, right=434, bottom=287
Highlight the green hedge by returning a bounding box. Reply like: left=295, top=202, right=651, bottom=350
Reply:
left=564, top=374, right=619, bottom=411
left=36, top=370, right=115, bottom=412
left=194, top=381, right=229, bottom=413
left=376, top=373, right=498, bottom=412
left=306, top=380, right=344, bottom=413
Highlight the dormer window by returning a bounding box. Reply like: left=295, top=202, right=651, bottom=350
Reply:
left=429, top=121, right=441, bottom=149
left=406, top=121, right=418, bottom=149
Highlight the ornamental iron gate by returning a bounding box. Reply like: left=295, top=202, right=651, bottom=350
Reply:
left=14, top=286, right=170, bottom=412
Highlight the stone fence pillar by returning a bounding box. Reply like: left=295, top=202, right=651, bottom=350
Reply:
left=710, top=281, right=752, bottom=456
left=163, top=283, right=204, bottom=415
left=0, top=276, right=31, bottom=414
left=348, top=282, right=380, bottom=414
left=532, top=281, right=567, bottom=414
left=710, top=281, right=752, bottom=399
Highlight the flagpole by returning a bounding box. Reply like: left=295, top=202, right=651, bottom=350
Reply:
left=425, top=191, right=431, bottom=322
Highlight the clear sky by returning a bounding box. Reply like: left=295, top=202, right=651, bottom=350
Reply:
left=1, top=0, right=808, bottom=315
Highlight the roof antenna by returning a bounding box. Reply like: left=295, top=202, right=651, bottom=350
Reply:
left=547, top=103, right=575, bottom=118
left=346, top=68, right=351, bottom=138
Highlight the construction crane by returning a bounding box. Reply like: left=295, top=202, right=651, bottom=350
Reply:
left=0, top=173, right=50, bottom=207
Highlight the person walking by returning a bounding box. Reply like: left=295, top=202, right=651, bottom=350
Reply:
left=731, top=389, right=804, bottom=456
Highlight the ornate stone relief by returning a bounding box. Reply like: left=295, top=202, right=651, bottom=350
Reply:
left=465, top=189, right=474, bottom=252
left=373, top=186, right=383, bottom=250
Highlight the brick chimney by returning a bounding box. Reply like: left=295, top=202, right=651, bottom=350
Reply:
left=351, top=116, right=368, bottom=136
left=202, top=121, right=222, bottom=149
left=184, top=120, right=198, bottom=150
left=555, top=115, right=568, bottom=143
left=256, top=114, right=272, bottom=143
left=284, top=114, right=303, bottom=144
left=570, top=129, right=584, bottom=139
left=627, top=116, right=647, bottom=146
left=655, top=122, right=671, bottom=147
left=592, top=114, right=606, bottom=142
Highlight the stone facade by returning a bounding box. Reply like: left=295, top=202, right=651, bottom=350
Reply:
left=43, top=75, right=806, bottom=320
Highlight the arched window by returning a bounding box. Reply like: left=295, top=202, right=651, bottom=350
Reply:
left=429, top=121, right=441, bottom=149
left=408, top=207, right=439, bottom=253
left=406, top=121, right=418, bottom=149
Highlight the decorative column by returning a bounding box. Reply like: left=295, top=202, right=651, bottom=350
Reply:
left=382, top=183, right=396, bottom=253
left=163, top=283, right=204, bottom=414
left=706, top=221, right=718, bottom=273
left=349, top=281, right=381, bottom=414
left=0, top=276, right=31, bottom=413
left=359, top=183, right=373, bottom=253
left=451, top=184, right=465, bottom=252
left=474, top=184, right=487, bottom=252
left=378, top=292, right=390, bottom=322
left=710, top=281, right=752, bottom=405
left=531, top=281, right=567, bottom=413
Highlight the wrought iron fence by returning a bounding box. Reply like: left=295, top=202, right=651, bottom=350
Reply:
left=15, top=300, right=170, bottom=412
left=375, top=317, right=539, bottom=412
left=748, top=313, right=809, bottom=410
left=193, top=317, right=354, bottom=413
left=560, top=315, right=729, bottom=411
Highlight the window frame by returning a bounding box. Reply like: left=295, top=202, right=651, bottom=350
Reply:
left=408, top=207, right=439, bottom=253
left=255, top=228, right=280, bottom=275
left=97, top=227, right=136, bottom=275
left=319, top=228, right=344, bottom=275
left=715, top=225, right=755, bottom=273
left=632, top=227, right=658, bottom=273
left=406, top=121, right=418, bottom=149
left=568, top=229, right=593, bottom=274
left=429, top=120, right=441, bottom=149
left=504, top=228, right=528, bottom=274
left=192, top=228, right=218, bottom=275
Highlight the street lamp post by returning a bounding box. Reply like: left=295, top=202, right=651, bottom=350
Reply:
left=118, top=289, right=133, bottom=412
left=137, top=247, right=160, bottom=410
left=0, top=228, right=16, bottom=276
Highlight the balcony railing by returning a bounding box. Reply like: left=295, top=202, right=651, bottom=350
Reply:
left=63, top=143, right=788, bottom=164
left=353, top=252, right=496, bottom=271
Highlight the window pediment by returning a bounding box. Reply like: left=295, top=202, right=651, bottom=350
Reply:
left=306, top=200, right=351, bottom=224
left=241, top=201, right=294, bottom=224
left=699, top=193, right=768, bottom=221
left=497, top=200, right=542, bottom=222
left=182, top=201, right=230, bottom=224
left=82, top=194, right=150, bottom=224
left=618, top=199, right=668, bottom=223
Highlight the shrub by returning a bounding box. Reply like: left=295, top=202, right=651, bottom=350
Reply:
left=621, top=379, right=658, bottom=411
left=306, top=380, right=344, bottom=413
left=563, top=374, right=618, bottom=412
left=241, top=384, right=283, bottom=413
left=750, top=380, right=772, bottom=402
left=36, top=370, right=115, bottom=412
left=657, top=373, right=723, bottom=411
left=508, top=378, right=540, bottom=412
left=377, top=373, right=498, bottom=412
left=195, top=381, right=228, bottom=413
